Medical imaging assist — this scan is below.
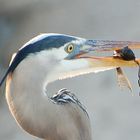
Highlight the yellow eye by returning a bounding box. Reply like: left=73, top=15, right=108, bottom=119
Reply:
left=66, top=44, right=74, bottom=53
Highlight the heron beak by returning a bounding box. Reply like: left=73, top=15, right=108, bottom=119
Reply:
left=76, top=39, right=140, bottom=70
left=84, top=39, right=140, bottom=51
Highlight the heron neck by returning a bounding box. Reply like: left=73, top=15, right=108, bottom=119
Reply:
left=5, top=56, right=59, bottom=138
left=5, top=55, right=91, bottom=140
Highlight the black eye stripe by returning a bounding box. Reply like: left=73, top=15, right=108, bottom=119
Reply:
left=0, top=34, right=77, bottom=86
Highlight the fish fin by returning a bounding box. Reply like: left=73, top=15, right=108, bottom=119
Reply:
left=116, top=67, right=132, bottom=92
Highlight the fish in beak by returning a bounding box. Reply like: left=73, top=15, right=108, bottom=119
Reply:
left=77, top=40, right=140, bottom=92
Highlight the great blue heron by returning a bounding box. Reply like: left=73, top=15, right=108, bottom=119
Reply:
left=0, top=33, right=140, bottom=140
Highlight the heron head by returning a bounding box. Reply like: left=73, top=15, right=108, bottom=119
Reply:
left=0, top=33, right=101, bottom=85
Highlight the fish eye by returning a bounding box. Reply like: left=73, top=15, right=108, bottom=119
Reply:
left=66, top=44, right=74, bottom=53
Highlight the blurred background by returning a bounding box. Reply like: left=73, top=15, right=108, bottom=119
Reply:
left=0, top=0, right=140, bottom=139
